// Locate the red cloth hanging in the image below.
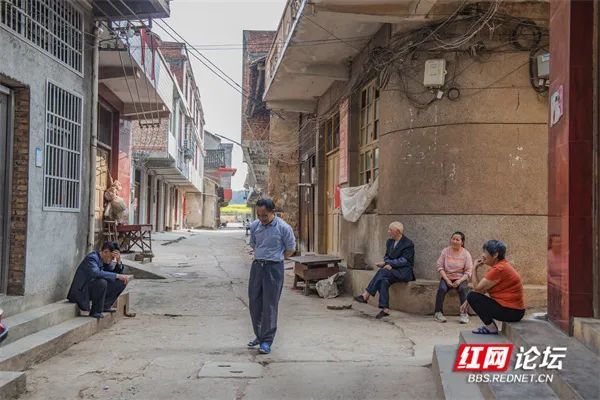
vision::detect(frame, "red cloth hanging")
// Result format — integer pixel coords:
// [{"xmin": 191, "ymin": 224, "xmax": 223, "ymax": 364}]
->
[{"xmin": 334, "ymin": 185, "xmax": 341, "ymax": 209}]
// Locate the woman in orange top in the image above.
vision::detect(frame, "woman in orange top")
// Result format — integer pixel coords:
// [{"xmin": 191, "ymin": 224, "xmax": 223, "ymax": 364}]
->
[{"xmin": 460, "ymin": 240, "xmax": 525, "ymax": 334}]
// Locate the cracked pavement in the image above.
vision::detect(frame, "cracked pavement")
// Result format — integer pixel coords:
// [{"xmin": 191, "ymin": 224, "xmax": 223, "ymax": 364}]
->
[{"xmin": 19, "ymin": 229, "xmax": 477, "ymax": 399}]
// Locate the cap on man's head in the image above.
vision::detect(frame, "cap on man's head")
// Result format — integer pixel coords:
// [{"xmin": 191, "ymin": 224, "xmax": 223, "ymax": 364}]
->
[{"xmin": 101, "ymin": 241, "xmax": 120, "ymax": 252}]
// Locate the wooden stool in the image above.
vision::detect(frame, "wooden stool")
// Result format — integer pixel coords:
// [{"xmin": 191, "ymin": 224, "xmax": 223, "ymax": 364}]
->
[{"xmin": 103, "ymin": 220, "xmax": 119, "ymax": 243}]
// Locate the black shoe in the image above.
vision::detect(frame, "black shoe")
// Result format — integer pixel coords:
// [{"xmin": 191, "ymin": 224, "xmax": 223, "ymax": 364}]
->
[
  {"xmin": 375, "ymin": 311, "xmax": 390, "ymax": 319},
  {"xmin": 90, "ymin": 312, "xmax": 104, "ymax": 319},
  {"xmin": 103, "ymin": 308, "xmax": 117, "ymax": 313},
  {"xmin": 354, "ymin": 295, "xmax": 367, "ymax": 304}
]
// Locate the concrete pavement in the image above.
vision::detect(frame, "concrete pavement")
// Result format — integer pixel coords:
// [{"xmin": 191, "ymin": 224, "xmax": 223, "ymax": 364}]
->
[{"xmin": 18, "ymin": 229, "xmax": 479, "ymax": 400}]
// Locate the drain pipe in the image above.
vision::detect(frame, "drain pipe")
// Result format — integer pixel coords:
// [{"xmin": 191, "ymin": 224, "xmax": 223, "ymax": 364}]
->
[{"xmin": 88, "ymin": 22, "xmax": 100, "ymax": 252}]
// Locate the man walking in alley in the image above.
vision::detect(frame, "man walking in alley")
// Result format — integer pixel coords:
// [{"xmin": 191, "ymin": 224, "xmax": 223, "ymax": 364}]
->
[
  {"xmin": 67, "ymin": 242, "xmax": 131, "ymax": 319},
  {"xmin": 247, "ymin": 198, "xmax": 296, "ymax": 355}
]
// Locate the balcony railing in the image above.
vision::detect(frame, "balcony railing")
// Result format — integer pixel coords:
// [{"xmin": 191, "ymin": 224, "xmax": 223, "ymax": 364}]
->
[
  {"xmin": 264, "ymin": 0, "xmax": 305, "ymax": 94},
  {"xmin": 176, "ymin": 147, "xmax": 188, "ymax": 177}
]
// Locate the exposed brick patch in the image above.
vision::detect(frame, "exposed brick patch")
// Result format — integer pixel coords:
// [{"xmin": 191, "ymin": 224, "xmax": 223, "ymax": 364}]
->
[{"xmin": 8, "ymin": 87, "xmax": 29, "ymax": 295}]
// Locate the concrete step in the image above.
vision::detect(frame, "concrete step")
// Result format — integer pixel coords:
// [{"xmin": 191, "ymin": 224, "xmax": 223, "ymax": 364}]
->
[
  {"xmin": 3, "ymin": 301, "xmax": 79, "ymax": 346},
  {"xmin": 0, "ymin": 293, "xmax": 129, "ymax": 373},
  {"xmin": 573, "ymin": 318, "xmax": 600, "ymax": 356},
  {"xmin": 0, "ymin": 371, "xmax": 25, "ymax": 400},
  {"xmin": 432, "ymin": 344, "xmax": 485, "ymax": 400},
  {"xmin": 459, "ymin": 329, "xmax": 558, "ymax": 400},
  {"xmin": 504, "ymin": 319, "xmax": 600, "ymax": 400}
]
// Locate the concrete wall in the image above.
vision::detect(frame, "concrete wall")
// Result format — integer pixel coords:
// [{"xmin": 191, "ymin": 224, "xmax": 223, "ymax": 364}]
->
[
  {"xmin": 0, "ymin": 8, "xmax": 94, "ymax": 303},
  {"xmin": 315, "ymin": 8, "xmax": 549, "ymax": 287},
  {"xmin": 202, "ymin": 179, "xmax": 218, "ymax": 229},
  {"xmin": 378, "ymin": 50, "xmax": 548, "ymax": 284},
  {"xmin": 185, "ymin": 192, "xmax": 203, "ymax": 228}
]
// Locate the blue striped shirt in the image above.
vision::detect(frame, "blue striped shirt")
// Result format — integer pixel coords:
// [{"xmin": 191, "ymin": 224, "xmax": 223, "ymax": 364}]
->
[{"xmin": 249, "ymin": 216, "xmax": 296, "ymax": 262}]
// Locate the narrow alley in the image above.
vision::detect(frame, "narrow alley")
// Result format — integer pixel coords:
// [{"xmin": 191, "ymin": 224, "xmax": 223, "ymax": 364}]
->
[{"xmin": 18, "ymin": 228, "xmax": 472, "ymax": 400}]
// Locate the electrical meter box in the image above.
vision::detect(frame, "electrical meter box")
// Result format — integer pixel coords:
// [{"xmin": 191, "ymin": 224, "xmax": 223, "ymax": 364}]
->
[
  {"xmin": 537, "ymin": 53, "xmax": 550, "ymax": 78},
  {"xmin": 423, "ymin": 59, "xmax": 447, "ymax": 88}
]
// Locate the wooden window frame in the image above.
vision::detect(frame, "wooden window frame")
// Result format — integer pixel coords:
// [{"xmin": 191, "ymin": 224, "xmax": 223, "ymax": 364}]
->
[
  {"xmin": 359, "ymin": 80, "xmax": 380, "ymax": 185},
  {"xmin": 325, "ymin": 112, "xmax": 340, "ymax": 154}
]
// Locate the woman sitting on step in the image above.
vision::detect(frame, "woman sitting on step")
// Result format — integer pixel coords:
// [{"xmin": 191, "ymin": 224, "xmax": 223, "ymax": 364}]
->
[
  {"xmin": 461, "ymin": 240, "xmax": 525, "ymax": 334},
  {"xmin": 434, "ymin": 232, "xmax": 473, "ymax": 324}
]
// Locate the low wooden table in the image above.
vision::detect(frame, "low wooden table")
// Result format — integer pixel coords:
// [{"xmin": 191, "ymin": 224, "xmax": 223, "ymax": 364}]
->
[
  {"xmin": 118, "ymin": 224, "xmax": 153, "ymax": 255},
  {"xmin": 289, "ymin": 255, "xmax": 343, "ymax": 296}
]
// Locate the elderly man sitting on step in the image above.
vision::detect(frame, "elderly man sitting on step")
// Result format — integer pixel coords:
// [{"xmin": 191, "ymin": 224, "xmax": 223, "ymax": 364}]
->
[{"xmin": 354, "ymin": 222, "xmax": 416, "ymax": 319}]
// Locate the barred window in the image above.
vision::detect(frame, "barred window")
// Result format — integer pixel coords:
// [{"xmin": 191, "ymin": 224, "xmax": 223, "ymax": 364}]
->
[
  {"xmin": 0, "ymin": 0, "xmax": 84, "ymax": 73},
  {"xmin": 44, "ymin": 82, "xmax": 82, "ymax": 211}
]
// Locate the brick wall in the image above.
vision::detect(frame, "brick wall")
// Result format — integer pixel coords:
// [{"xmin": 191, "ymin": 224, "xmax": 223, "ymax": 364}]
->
[
  {"xmin": 268, "ymin": 111, "xmax": 300, "ymax": 236},
  {"xmin": 242, "ymin": 31, "xmax": 275, "ymax": 194},
  {"xmin": 131, "ymin": 118, "xmax": 169, "ymax": 153},
  {"xmin": 160, "ymin": 44, "xmax": 185, "ymax": 89},
  {"xmin": 8, "ymin": 87, "xmax": 29, "ymax": 295}
]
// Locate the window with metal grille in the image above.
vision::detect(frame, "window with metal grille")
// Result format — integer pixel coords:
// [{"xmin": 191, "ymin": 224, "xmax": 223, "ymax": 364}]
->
[
  {"xmin": 44, "ymin": 82, "xmax": 82, "ymax": 211},
  {"xmin": 0, "ymin": 0, "xmax": 84, "ymax": 73}
]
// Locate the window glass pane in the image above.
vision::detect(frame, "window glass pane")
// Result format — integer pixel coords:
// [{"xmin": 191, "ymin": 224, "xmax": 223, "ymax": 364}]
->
[
  {"xmin": 374, "ymin": 147, "xmax": 379, "ymax": 169},
  {"xmin": 361, "ymin": 89, "xmax": 367, "ymax": 107},
  {"xmin": 374, "ymin": 120, "xmax": 379, "ymax": 140},
  {"xmin": 366, "ymin": 150, "xmax": 372, "ymax": 170}
]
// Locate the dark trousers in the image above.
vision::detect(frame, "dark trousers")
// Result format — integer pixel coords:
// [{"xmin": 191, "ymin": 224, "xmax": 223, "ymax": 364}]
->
[
  {"xmin": 248, "ymin": 261, "xmax": 284, "ymax": 345},
  {"xmin": 366, "ymin": 268, "xmax": 403, "ymax": 309},
  {"xmin": 467, "ymin": 291, "xmax": 525, "ymax": 325},
  {"xmin": 89, "ymin": 278, "xmax": 126, "ymax": 314},
  {"xmin": 435, "ymin": 279, "xmax": 469, "ymax": 313}
]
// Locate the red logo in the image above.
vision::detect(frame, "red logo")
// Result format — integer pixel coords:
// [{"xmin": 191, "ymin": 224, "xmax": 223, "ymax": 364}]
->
[{"xmin": 453, "ymin": 344, "xmax": 513, "ymax": 372}]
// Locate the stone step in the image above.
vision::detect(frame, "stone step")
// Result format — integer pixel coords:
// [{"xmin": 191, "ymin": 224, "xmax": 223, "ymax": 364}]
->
[
  {"xmin": 573, "ymin": 318, "xmax": 600, "ymax": 356},
  {"xmin": 431, "ymin": 344, "xmax": 485, "ymax": 400},
  {"xmin": 3, "ymin": 301, "xmax": 79, "ymax": 346},
  {"xmin": 0, "ymin": 293, "xmax": 129, "ymax": 373},
  {"xmin": 458, "ymin": 329, "xmax": 558, "ymax": 400},
  {"xmin": 0, "ymin": 371, "xmax": 25, "ymax": 400},
  {"xmin": 503, "ymin": 319, "xmax": 600, "ymax": 400}
]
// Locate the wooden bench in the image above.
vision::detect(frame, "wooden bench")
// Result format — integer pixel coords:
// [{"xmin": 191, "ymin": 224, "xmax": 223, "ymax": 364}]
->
[{"xmin": 289, "ymin": 255, "xmax": 343, "ymax": 296}]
